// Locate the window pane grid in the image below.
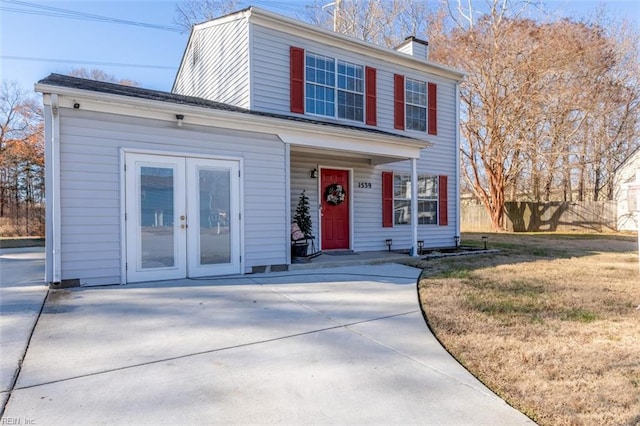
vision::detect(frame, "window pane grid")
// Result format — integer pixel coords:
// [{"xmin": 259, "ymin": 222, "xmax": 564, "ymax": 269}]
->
[
  {"xmin": 306, "ymin": 53, "xmax": 335, "ymax": 117},
  {"xmin": 337, "ymin": 60, "xmax": 364, "ymax": 122},
  {"xmin": 393, "ymin": 173, "xmax": 438, "ymax": 225},
  {"xmin": 305, "ymin": 53, "xmax": 364, "ymax": 122},
  {"xmin": 405, "ymin": 78, "xmax": 427, "ymax": 131}
]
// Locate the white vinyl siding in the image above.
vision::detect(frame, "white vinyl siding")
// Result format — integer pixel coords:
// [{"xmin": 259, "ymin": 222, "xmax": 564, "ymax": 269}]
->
[
  {"xmin": 57, "ymin": 109, "xmax": 286, "ymax": 286},
  {"xmin": 172, "ymin": 15, "xmax": 459, "ymax": 142},
  {"xmin": 249, "ymin": 24, "xmax": 456, "ymax": 140},
  {"xmin": 173, "ymin": 17, "xmax": 250, "ymax": 108}
]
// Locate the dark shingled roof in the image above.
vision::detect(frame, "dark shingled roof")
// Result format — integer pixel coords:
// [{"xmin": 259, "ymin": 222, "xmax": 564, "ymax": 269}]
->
[{"xmin": 37, "ymin": 73, "xmax": 421, "ymax": 142}]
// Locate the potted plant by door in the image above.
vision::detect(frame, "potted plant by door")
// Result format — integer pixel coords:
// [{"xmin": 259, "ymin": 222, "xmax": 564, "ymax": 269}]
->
[{"xmin": 292, "ymin": 190, "xmax": 312, "ymax": 258}]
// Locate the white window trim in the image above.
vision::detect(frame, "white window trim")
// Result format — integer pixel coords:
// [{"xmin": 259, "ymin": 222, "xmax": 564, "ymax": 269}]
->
[
  {"xmin": 405, "ymin": 77, "xmax": 427, "ymax": 132},
  {"xmin": 393, "ymin": 172, "xmax": 438, "ymax": 226},
  {"xmin": 305, "ymin": 52, "xmax": 365, "ymax": 123}
]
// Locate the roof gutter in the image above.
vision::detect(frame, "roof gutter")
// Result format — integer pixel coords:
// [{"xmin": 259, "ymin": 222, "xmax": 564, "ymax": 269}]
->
[{"xmin": 35, "ymin": 82, "xmax": 431, "ymax": 157}]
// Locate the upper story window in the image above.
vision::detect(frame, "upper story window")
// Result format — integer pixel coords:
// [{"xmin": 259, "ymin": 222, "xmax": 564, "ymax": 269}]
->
[
  {"xmin": 394, "ymin": 73, "xmax": 437, "ymax": 135},
  {"xmin": 337, "ymin": 61, "xmax": 364, "ymax": 121},
  {"xmin": 405, "ymin": 78, "xmax": 427, "ymax": 131},
  {"xmin": 306, "ymin": 53, "xmax": 335, "ymax": 116},
  {"xmin": 305, "ymin": 52, "xmax": 364, "ymax": 122}
]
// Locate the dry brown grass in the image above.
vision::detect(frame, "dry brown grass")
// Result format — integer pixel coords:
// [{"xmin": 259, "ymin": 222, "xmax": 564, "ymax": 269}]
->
[
  {"xmin": 413, "ymin": 232, "xmax": 640, "ymax": 426},
  {"xmin": 0, "ymin": 216, "xmax": 44, "ymax": 237}
]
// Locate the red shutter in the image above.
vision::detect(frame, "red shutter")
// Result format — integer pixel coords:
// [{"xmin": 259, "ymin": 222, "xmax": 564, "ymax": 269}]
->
[
  {"xmin": 394, "ymin": 74, "xmax": 405, "ymax": 130},
  {"xmin": 438, "ymin": 175, "xmax": 448, "ymax": 226},
  {"xmin": 382, "ymin": 172, "xmax": 394, "ymax": 227},
  {"xmin": 365, "ymin": 66, "xmax": 377, "ymax": 126},
  {"xmin": 290, "ymin": 46, "xmax": 305, "ymax": 114},
  {"xmin": 428, "ymin": 82, "xmax": 437, "ymax": 135}
]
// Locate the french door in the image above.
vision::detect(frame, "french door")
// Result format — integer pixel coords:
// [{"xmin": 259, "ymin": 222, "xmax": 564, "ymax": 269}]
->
[{"xmin": 125, "ymin": 153, "xmax": 241, "ymax": 283}]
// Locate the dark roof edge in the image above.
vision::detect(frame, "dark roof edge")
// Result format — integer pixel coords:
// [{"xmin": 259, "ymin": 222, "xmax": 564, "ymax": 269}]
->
[
  {"xmin": 614, "ymin": 144, "xmax": 640, "ymax": 173},
  {"xmin": 36, "ymin": 73, "xmax": 421, "ymax": 142},
  {"xmin": 399, "ymin": 36, "xmax": 429, "ymax": 47}
]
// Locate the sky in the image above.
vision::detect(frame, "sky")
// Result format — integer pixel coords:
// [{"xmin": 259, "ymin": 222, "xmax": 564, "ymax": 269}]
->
[{"xmin": 1, "ymin": 0, "xmax": 639, "ymax": 96}]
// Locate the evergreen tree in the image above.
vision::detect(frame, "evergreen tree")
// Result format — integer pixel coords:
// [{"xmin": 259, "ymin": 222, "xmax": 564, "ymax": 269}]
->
[{"xmin": 294, "ymin": 190, "xmax": 312, "ymax": 236}]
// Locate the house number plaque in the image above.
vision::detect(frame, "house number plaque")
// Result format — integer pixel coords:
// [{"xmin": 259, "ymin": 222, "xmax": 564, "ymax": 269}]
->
[{"xmin": 357, "ymin": 182, "xmax": 372, "ymax": 189}]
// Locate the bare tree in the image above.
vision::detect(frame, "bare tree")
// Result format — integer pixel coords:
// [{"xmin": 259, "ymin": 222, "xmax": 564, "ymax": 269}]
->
[
  {"xmin": 69, "ymin": 68, "xmax": 138, "ymax": 86},
  {"xmin": 0, "ymin": 81, "xmax": 44, "ymax": 236},
  {"xmin": 430, "ymin": 1, "xmax": 640, "ymax": 229},
  {"xmin": 174, "ymin": 0, "xmax": 242, "ymax": 33},
  {"xmin": 305, "ymin": 0, "xmax": 431, "ymax": 48}
]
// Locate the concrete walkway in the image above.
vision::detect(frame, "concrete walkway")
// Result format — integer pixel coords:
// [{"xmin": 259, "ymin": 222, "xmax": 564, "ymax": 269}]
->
[{"xmin": 2, "ymin": 260, "xmax": 533, "ymax": 424}]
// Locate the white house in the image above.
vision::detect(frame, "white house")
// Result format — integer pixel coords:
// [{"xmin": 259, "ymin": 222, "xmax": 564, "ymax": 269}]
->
[
  {"xmin": 615, "ymin": 146, "xmax": 640, "ymax": 231},
  {"xmin": 36, "ymin": 7, "xmax": 464, "ymax": 287}
]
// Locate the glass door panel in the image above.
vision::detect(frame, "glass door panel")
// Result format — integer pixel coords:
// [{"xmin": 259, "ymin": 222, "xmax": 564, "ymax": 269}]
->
[
  {"xmin": 140, "ymin": 166, "xmax": 176, "ymax": 268},
  {"xmin": 198, "ymin": 168, "xmax": 231, "ymax": 265},
  {"xmin": 187, "ymin": 158, "xmax": 240, "ymax": 277},
  {"xmin": 125, "ymin": 154, "xmax": 186, "ymax": 283}
]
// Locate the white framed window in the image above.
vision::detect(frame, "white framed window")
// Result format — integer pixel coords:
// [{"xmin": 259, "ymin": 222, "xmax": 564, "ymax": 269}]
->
[
  {"xmin": 393, "ymin": 173, "xmax": 438, "ymax": 225},
  {"xmin": 305, "ymin": 52, "xmax": 364, "ymax": 122},
  {"xmin": 305, "ymin": 53, "xmax": 335, "ymax": 116},
  {"xmin": 337, "ymin": 60, "xmax": 364, "ymax": 121},
  {"xmin": 405, "ymin": 78, "xmax": 427, "ymax": 131}
]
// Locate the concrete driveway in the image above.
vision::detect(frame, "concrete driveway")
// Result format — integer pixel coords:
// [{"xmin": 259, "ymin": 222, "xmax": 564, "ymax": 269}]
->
[
  {"xmin": 2, "ymin": 261, "xmax": 533, "ymax": 425},
  {"xmin": 0, "ymin": 247, "xmax": 47, "ymax": 411}
]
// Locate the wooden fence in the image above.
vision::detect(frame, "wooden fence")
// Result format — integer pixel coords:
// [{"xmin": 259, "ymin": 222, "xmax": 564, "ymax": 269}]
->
[{"xmin": 462, "ymin": 201, "xmax": 618, "ymax": 232}]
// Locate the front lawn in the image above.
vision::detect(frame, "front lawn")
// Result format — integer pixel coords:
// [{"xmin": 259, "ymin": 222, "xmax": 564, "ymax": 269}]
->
[{"xmin": 410, "ymin": 232, "xmax": 640, "ymax": 425}]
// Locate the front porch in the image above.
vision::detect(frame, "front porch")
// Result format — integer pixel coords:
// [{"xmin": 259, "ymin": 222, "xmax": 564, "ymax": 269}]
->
[{"xmin": 288, "ymin": 250, "xmax": 413, "ymax": 271}]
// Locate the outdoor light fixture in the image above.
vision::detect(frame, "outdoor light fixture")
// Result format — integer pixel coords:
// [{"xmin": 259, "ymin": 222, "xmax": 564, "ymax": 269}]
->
[
  {"xmin": 454, "ymin": 235, "xmax": 460, "ymax": 249},
  {"xmin": 176, "ymin": 114, "xmax": 184, "ymax": 127},
  {"xmin": 417, "ymin": 240, "xmax": 424, "ymax": 255},
  {"xmin": 482, "ymin": 236, "xmax": 488, "ymax": 250},
  {"xmin": 310, "ymin": 168, "xmax": 318, "ymax": 178},
  {"xmin": 385, "ymin": 239, "xmax": 392, "ymax": 252}
]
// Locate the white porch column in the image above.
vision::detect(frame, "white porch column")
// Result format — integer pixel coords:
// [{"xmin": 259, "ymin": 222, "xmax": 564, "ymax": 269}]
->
[
  {"xmin": 411, "ymin": 158, "xmax": 418, "ymax": 257},
  {"xmin": 285, "ymin": 142, "xmax": 291, "ymax": 264}
]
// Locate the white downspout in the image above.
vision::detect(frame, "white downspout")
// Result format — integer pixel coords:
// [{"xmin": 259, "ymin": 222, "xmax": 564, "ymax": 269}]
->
[
  {"xmin": 411, "ymin": 158, "xmax": 418, "ymax": 257},
  {"xmin": 455, "ymin": 81, "xmax": 462, "ymax": 243},
  {"xmin": 50, "ymin": 94, "xmax": 62, "ymax": 284}
]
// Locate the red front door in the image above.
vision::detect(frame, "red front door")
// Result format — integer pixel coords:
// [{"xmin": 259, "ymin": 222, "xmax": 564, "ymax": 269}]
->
[{"xmin": 320, "ymin": 168, "xmax": 350, "ymax": 250}]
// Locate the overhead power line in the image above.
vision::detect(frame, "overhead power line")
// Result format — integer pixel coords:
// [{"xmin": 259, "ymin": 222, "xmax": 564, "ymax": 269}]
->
[
  {"xmin": 1, "ymin": 55, "xmax": 175, "ymax": 70},
  {"xmin": 1, "ymin": 0, "xmax": 182, "ymax": 32}
]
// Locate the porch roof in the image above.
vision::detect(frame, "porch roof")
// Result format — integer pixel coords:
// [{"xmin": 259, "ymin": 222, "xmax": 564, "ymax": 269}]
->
[{"xmin": 36, "ymin": 74, "xmax": 430, "ymax": 164}]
